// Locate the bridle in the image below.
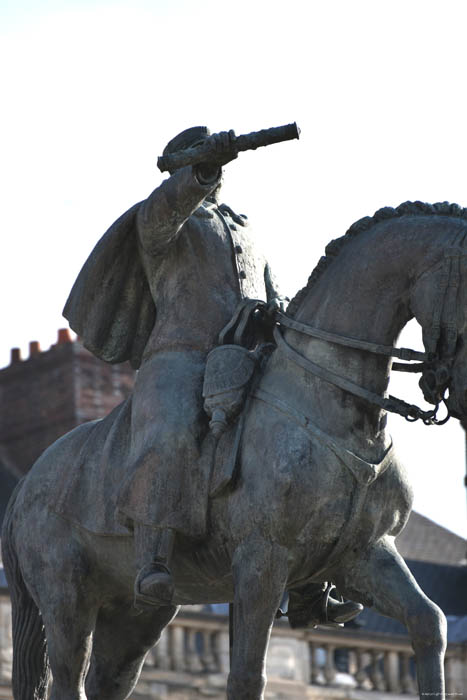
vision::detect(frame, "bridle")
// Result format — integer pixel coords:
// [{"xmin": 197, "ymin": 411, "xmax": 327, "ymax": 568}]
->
[
  {"xmin": 273, "ymin": 245, "xmax": 467, "ymax": 427},
  {"xmin": 273, "ymin": 318, "xmax": 446, "ymax": 426}
]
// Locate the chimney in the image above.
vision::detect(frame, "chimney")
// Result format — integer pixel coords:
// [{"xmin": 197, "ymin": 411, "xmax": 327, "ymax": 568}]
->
[
  {"xmin": 57, "ymin": 328, "xmax": 72, "ymax": 345},
  {"xmin": 10, "ymin": 348, "xmax": 21, "ymax": 364},
  {"xmin": 29, "ymin": 341, "xmax": 41, "ymax": 356}
]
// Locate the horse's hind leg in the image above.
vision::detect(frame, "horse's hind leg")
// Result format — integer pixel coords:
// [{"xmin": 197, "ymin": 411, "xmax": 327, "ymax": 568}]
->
[
  {"xmin": 86, "ymin": 603, "xmax": 178, "ymax": 700},
  {"xmin": 228, "ymin": 536, "xmax": 289, "ymax": 700},
  {"xmin": 13, "ymin": 513, "xmax": 97, "ymax": 700},
  {"xmin": 39, "ymin": 590, "xmax": 96, "ymax": 700},
  {"xmin": 334, "ymin": 536, "xmax": 446, "ymax": 698}
]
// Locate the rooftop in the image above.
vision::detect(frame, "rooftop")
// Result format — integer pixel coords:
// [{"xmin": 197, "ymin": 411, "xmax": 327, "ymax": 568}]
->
[{"xmin": 396, "ymin": 511, "xmax": 466, "ymax": 566}]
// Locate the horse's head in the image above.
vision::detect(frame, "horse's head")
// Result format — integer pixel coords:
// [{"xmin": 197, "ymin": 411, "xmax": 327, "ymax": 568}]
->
[{"xmin": 411, "ymin": 248, "xmax": 467, "ymax": 420}]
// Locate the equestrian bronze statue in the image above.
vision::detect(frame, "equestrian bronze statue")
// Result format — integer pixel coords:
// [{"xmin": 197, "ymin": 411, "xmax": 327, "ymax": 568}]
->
[{"xmin": 3, "ymin": 126, "xmax": 462, "ymax": 699}]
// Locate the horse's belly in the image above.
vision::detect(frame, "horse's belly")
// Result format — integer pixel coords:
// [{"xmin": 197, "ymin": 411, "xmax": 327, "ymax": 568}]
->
[{"xmin": 168, "ymin": 536, "xmax": 234, "ymax": 604}]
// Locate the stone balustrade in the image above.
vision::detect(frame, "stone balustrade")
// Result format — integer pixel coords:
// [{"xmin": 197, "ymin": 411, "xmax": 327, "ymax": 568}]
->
[
  {"xmin": 306, "ymin": 630, "xmax": 419, "ymax": 694},
  {"xmin": 0, "ymin": 589, "xmax": 465, "ymax": 698},
  {"xmin": 136, "ymin": 610, "xmax": 467, "ymax": 697},
  {"xmin": 304, "ymin": 628, "xmax": 467, "ymax": 695}
]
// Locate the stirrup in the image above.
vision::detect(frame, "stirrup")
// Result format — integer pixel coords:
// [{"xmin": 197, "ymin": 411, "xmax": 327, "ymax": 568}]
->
[
  {"xmin": 321, "ymin": 583, "xmax": 344, "ymax": 628},
  {"xmin": 134, "ymin": 562, "xmax": 173, "ymax": 610}
]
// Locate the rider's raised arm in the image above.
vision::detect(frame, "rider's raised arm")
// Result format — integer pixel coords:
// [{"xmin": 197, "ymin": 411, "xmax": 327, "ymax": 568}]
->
[{"xmin": 137, "ymin": 164, "xmax": 221, "ymax": 256}]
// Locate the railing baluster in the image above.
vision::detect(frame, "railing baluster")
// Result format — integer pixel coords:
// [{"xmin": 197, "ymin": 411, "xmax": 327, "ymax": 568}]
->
[
  {"xmin": 309, "ymin": 642, "xmax": 320, "ymax": 685},
  {"xmin": 214, "ymin": 630, "xmax": 230, "ymax": 675},
  {"xmin": 370, "ymin": 650, "xmax": 386, "ymax": 691},
  {"xmin": 201, "ymin": 629, "xmax": 217, "ymax": 672},
  {"xmin": 185, "ymin": 628, "xmax": 203, "ymax": 672},
  {"xmin": 170, "ymin": 624, "xmax": 185, "ymax": 672},
  {"xmin": 347, "ymin": 649, "xmax": 357, "ymax": 680},
  {"xmin": 323, "ymin": 644, "xmax": 336, "ymax": 685},
  {"xmin": 384, "ymin": 649, "xmax": 401, "ymax": 693},
  {"xmin": 355, "ymin": 648, "xmax": 368, "ymax": 689}
]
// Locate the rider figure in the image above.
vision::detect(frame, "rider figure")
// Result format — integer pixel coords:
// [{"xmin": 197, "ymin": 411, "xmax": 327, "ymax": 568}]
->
[{"xmin": 64, "ymin": 126, "xmax": 361, "ymax": 625}]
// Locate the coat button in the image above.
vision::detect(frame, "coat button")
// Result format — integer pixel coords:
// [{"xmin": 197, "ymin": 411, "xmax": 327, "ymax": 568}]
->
[
  {"xmin": 239, "ymin": 270, "xmax": 247, "ymax": 279},
  {"xmin": 229, "ymin": 223, "xmax": 237, "ymax": 231},
  {"xmin": 235, "ymin": 245, "xmax": 243, "ymax": 254}
]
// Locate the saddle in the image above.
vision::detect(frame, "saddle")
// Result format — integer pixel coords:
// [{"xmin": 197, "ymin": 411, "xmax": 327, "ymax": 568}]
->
[{"xmin": 203, "ymin": 299, "xmax": 275, "ymax": 497}]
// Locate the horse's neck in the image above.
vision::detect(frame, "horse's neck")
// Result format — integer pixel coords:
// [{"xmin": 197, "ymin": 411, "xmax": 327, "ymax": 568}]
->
[
  {"xmin": 263, "ymin": 223, "xmax": 442, "ymax": 455},
  {"xmin": 299, "ymin": 227, "xmax": 422, "ymax": 346}
]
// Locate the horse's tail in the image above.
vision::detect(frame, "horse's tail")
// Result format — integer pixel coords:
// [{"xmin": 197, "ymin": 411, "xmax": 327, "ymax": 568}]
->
[{"xmin": 1, "ymin": 479, "xmax": 50, "ymax": 699}]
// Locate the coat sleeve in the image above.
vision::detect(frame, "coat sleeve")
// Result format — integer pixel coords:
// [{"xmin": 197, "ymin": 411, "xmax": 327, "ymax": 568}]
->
[{"xmin": 137, "ymin": 165, "xmax": 221, "ymax": 256}]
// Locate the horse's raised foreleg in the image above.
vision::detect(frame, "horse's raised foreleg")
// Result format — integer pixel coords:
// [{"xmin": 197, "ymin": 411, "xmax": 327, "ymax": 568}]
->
[
  {"xmin": 85, "ymin": 603, "xmax": 178, "ymax": 700},
  {"xmin": 228, "ymin": 536, "xmax": 289, "ymax": 700},
  {"xmin": 334, "ymin": 536, "xmax": 446, "ymax": 698}
]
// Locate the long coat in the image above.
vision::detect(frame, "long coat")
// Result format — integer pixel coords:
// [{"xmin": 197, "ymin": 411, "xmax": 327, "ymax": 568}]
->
[{"xmin": 65, "ymin": 165, "xmax": 279, "ymax": 536}]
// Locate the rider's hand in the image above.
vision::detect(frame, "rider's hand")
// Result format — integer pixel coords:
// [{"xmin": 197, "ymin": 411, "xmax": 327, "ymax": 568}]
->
[
  {"xmin": 202, "ymin": 130, "xmax": 238, "ymax": 166},
  {"xmin": 195, "ymin": 131, "xmax": 238, "ymax": 184}
]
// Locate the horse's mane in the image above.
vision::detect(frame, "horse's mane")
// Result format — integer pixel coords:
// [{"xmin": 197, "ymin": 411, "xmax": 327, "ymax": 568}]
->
[{"xmin": 287, "ymin": 200, "xmax": 467, "ymax": 317}]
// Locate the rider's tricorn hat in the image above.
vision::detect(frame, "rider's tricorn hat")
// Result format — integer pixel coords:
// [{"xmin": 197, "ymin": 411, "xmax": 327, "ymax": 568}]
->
[{"xmin": 163, "ymin": 126, "xmax": 211, "ymax": 157}]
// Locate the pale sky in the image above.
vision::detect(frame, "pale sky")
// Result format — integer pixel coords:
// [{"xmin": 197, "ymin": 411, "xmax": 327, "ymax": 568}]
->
[{"xmin": 1, "ymin": 0, "xmax": 467, "ymax": 538}]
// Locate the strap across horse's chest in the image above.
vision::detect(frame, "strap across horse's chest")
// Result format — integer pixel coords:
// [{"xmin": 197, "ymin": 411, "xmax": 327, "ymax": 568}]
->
[{"xmin": 253, "ymin": 387, "xmax": 394, "ymax": 486}]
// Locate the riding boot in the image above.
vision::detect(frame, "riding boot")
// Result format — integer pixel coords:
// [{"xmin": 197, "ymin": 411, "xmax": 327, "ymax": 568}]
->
[
  {"xmin": 326, "ymin": 595, "xmax": 363, "ymax": 624},
  {"xmin": 287, "ymin": 582, "xmax": 363, "ymax": 629},
  {"xmin": 134, "ymin": 525, "xmax": 175, "ymax": 608}
]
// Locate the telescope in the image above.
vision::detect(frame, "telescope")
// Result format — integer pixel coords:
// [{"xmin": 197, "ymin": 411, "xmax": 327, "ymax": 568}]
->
[{"xmin": 157, "ymin": 122, "xmax": 300, "ymax": 173}]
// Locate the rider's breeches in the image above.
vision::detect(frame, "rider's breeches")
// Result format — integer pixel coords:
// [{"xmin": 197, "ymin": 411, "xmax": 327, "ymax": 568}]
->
[{"xmin": 116, "ymin": 350, "xmax": 208, "ymax": 538}]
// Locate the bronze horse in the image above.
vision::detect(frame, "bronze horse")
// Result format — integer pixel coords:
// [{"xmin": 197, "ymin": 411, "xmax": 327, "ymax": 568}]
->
[{"xmin": 4, "ymin": 201, "xmax": 467, "ymax": 699}]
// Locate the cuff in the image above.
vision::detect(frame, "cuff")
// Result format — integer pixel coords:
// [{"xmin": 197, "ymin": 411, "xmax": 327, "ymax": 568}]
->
[{"xmin": 193, "ymin": 163, "xmax": 222, "ymax": 186}]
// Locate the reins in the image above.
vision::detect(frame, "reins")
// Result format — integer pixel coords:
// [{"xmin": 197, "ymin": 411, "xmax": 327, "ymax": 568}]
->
[
  {"xmin": 273, "ymin": 243, "xmax": 467, "ymax": 426},
  {"xmin": 275, "ymin": 312, "xmax": 428, "ymax": 363},
  {"xmin": 273, "ymin": 325, "xmax": 444, "ymax": 425}
]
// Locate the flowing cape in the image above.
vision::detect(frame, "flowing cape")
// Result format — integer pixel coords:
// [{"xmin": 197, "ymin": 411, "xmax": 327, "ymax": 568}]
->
[{"xmin": 63, "ymin": 202, "xmax": 156, "ymax": 369}]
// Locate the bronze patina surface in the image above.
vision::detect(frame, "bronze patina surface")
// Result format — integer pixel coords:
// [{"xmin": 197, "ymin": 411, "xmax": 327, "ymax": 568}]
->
[{"xmin": 2, "ymin": 125, "xmax": 460, "ymax": 698}]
